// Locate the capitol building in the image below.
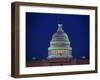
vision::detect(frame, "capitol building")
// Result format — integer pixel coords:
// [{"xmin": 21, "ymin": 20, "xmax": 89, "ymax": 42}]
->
[
  {"xmin": 26, "ymin": 21, "xmax": 89, "ymax": 67},
  {"xmin": 48, "ymin": 22, "xmax": 72, "ymax": 59}
]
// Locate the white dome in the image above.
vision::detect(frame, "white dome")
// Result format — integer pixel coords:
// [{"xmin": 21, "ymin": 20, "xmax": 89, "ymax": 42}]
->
[
  {"xmin": 49, "ymin": 24, "xmax": 70, "ymax": 49},
  {"xmin": 48, "ymin": 23, "xmax": 72, "ymax": 59}
]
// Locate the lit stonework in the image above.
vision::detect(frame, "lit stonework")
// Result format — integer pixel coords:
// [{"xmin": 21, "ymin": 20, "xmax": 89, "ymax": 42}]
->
[{"xmin": 48, "ymin": 23, "xmax": 72, "ymax": 59}]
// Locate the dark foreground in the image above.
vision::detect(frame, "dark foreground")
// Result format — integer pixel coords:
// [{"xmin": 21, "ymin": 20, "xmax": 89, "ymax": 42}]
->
[{"xmin": 26, "ymin": 58, "xmax": 89, "ymax": 67}]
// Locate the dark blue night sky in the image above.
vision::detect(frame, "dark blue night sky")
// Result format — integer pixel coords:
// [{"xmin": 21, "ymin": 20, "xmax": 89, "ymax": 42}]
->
[{"xmin": 26, "ymin": 12, "xmax": 89, "ymax": 61}]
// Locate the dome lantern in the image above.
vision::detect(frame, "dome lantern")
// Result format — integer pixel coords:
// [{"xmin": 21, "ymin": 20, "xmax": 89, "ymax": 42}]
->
[{"xmin": 57, "ymin": 23, "xmax": 63, "ymax": 32}]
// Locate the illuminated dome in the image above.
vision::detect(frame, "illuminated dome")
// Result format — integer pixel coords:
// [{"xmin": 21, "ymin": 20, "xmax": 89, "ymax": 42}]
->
[
  {"xmin": 48, "ymin": 23, "xmax": 72, "ymax": 59},
  {"xmin": 52, "ymin": 24, "xmax": 69, "ymax": 42}
]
